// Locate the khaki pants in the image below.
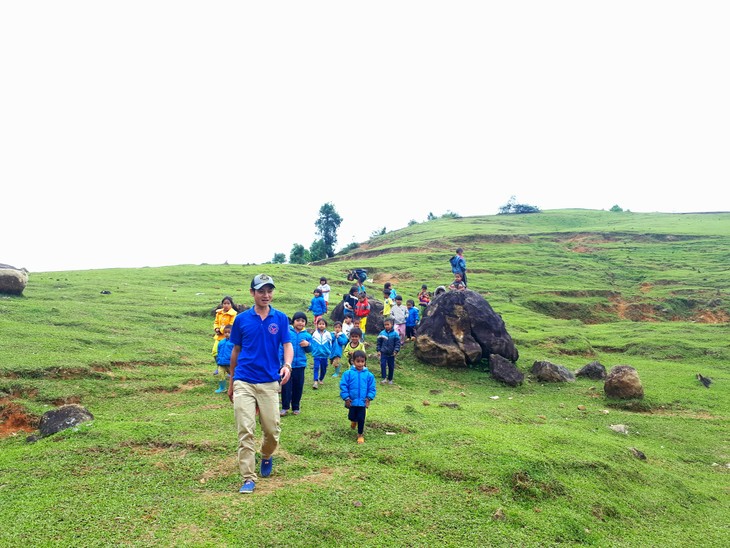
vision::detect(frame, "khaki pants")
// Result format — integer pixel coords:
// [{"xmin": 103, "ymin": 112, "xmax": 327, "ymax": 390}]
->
[{"xmin": 233, "ymin": 380, "xmax": 281, "ymax": 482}]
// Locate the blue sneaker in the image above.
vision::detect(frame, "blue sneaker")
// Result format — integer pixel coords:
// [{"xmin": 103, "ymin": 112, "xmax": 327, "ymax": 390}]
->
[
  {"xmin": 260, "ymin": 457, "xmax": 273, "ymax": 478},
  {"xmin": 239, "ymin": 480, "xmax": 255, "ymax": 494}
]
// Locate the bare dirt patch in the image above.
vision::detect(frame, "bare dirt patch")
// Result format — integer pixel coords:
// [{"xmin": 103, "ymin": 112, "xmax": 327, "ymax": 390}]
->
[{"xmin": 0, "ymin": 400, "xmax": 37, "ymax": 438}]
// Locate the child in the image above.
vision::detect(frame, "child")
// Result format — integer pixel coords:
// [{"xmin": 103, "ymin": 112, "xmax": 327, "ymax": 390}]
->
[
  {"xmin": 449, "ymin": 272, "xmax": 467, "ymax": 291},
  {"xmin": 280, "ymin": 311, "xmax": 312, "ymax": 416},
  {"xmin": 342, "ymin": 327, "xmax": 365, "ymax": 367},
  {"xmin": 212, "ymin": 296, "xmax": 237, "ymax": 366},
  {"xmin": 342, "ymin": 285, "xmax": 359, "ymax": 319},
  {"xmin": 214, "ymin": 325, "xmax": 234, "ymax": 393},
  {"xmin": 317, "ymin": 277, "xmax": 331, "ymax": 311},
  {"xmin": 405, "ymin": 299, "xmax": 420, "ymax": 341},
  {"xmin": 354, "ymin": 292, "xmax": 371, "ymax": 335},
  {"xmin": 346, "ymin": 268, "xmax": 368, "ymax": 294},
  {"xmin": 341, "ymin": 315, "xmax": 354, "ymax": 338},
  {"xmin": 417, "ymin": 284, "xmax": 431, "ymax": 315},
  {"xmin": 308, "ymin": 288, "xmax": 327, "ymax": 324},
  {"xmin": 340, "ymin": 349, "xmax": 376, "ymax": 444},
  {"xmin": 310, "ymin": 318, "xmax": 333, "ymax": 389},
  {"xmin": 382, "ymin": 288, "xmax": 394, "ymax": 318},
  {"xmin": 384, "ymin": 282, "xmax": 397, "ymax": 300},
  {"xmin": 391, "ymin": 295, "xmax": 408, "ymax": 343},
  {"xmin": 376, "ymin": 317, "xmax": 401, "ymax": 384},
  {"xmin": 330, "ymin": 321, "xmax": 348, "ymax": 377}
]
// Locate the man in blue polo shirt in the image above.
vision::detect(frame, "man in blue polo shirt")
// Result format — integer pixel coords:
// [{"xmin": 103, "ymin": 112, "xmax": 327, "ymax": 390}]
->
[{"xmin": 228, "ymin": 274, "xmax": 293, "ymax": 494}]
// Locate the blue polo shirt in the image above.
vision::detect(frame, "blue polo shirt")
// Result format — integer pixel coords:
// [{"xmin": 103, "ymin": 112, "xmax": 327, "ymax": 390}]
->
[{"xmin": 230, "ymin": 306, "xmax": 291, "ymax": 384}]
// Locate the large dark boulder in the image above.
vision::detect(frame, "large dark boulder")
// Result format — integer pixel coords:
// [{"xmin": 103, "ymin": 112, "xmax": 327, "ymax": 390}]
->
[
  {"xmin": 330, "ymin": 295, "xmax": 384, "ymax": 336},
  {"xmin": 0, "ymin": 264, "xmax": 28, "ymax": 295},
  {"xmin": 413, "ymin": 289, "xmax": 518, "ymax": 367},
  {"xmin": 604, "ymin": 365, "xmax": 644, "ymax": 399},
  {"xmin": 576, "ymin": 361, "xmax": 607, "ymax": 380}
]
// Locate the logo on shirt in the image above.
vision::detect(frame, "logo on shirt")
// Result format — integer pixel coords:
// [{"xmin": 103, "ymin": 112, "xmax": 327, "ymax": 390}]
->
[{"xmin": 268, "ymin": 323, "xmax": 279, "ymax": 335}]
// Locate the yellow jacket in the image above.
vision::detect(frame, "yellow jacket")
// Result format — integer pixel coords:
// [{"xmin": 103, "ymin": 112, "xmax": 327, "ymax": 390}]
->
[{"xmin": 213, "ymin": 308, "xmax": 237, "ymax": 341}]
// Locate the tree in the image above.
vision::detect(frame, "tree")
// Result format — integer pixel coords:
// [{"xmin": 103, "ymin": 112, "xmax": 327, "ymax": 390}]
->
[
  {"xmin": 370, "ymin": 227, "xmax": 386, "ymax": 238},
  {"xmin": 609, "ymin": 205, "xmax": 623, "ymax": 212},
  {"xmin": 271, "ymin": 253, "xmax": 286, "ymax": 264},
  {"xmin": 427, "ymin": 212, "xmax": 437, "ymax": 221},
  {"xmin": 498, "ymin": 196, "xmax": 540, "ymax": 215},
  {"xmin": 309, "ymin": 239, "xmax": 327, "ymax": 262},
  {"xmin": 314, "ymin": 202, "xmax": 342, "ymax": 258},
  {"xmin": 289, "ymin": 243, "xmax": 310, "ymax": 265}
]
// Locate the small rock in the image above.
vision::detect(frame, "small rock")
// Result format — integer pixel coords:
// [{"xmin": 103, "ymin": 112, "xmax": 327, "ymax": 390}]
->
[
  {"xmin": 601, "ymin": 409, "xmax": 610, "ymax": 414},
  {"xmin": 439, "ymin": 402, "xmax": 460, "ymax": 409},
  {"xmin": 609, "ymin": 424, "xmax": 629, "ymax": 435},
  {"xmin": 422, "ymin": 400, "xmax": 431, "ymax": 406},
  {"xmin": 492, "ymin": 508, "xmax": 505, "ymax": 521},
  {"xmin": 577, "ymin": 405, "xmax": 586, "ymax": 411},
  {"xmin": 489, "ymin": 396, "xmax": 499, "ymax": 400},
  {"xmin": 629, "ymin": 447, "xmax": 646, "ymax": 460},
  {"xmin": 353, "ymin": 501, "xmax": 363, "ymax": 507},
  {"xmin": 559, "ymin": 403, "xmax": 565, "ymax": 408},
  {"xmin": 537, "ymin": 415, "xmax": 546, "ymax": 420},
  {"xmin": 459, "ymin": 392, "xmax": 466, "ymax": 397}
]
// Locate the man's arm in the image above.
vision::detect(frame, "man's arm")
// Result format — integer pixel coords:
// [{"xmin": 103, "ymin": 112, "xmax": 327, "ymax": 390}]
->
[
  {"xmin": 279, "ymin": 342, "xmax": 294, "ymax": 385},
  {"xmin": 228, "ymin": 345, "xmax": 240, "ymax": 402}
]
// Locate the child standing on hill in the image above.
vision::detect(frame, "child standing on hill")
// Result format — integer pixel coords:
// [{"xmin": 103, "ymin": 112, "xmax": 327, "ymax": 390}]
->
[
  {"xmin": 214, "ymin": 325, "xmax": 234, "ymax": 393},
  {"xmin": 212, "ymin": 296, "xmax": 238, "ymax": 367},
  {"xmin": 330, "ymin": 321, "xmax": 348, "ymax": 378},
  {"xmin": 405, "ymin": 299, "xmax": 420, "ymax": 341},
  {"xmin": 317, "ymin": 277, "xmax": 331, "ymax": 311},
  {"xmin": 377, "ymin": 317, "xmax": 401, "ymax": 385},
  {"xmin": 354, "ymin": 292, "xmax": 371, "ymax": 335},
  {"xmin": 341, "ymin": 315, "xmax": 353, "ymax": 338},
  {"xmin": 382, "ymin": 288, "xmax": 395, "ymax": 318},
  {"xmin": 417, "ymin": 284, "xmax": 431, "ymax": 315},
  {"xmin": 311, "ymin": 318, "xmax": 333, "ymax": 389},
  {"xmin": 340, "ymin": 350, "xmax": 376, "ymax": 444},
  {"xmin": 342, "ymin": 285, "xmax": 359, "ymax": 319},
  {"xmin": 308, "ymin": 288, "xmax": 327, "ymax": 324},
  {"xmin": 280, "ymin": 311, "xmax": 312, "ymax": 416},
  {"xmin": 391, "ymin": 295, "xmax": 408, "ymax": 343},
  {"xmin": 342, "ymin": 327, "xmax": 365, "ymax": 367}
]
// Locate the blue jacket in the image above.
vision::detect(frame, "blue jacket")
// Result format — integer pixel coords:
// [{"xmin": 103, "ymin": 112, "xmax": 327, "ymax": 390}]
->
[
  {"xmin": 406, "ymin": 307, "xmax": 420, "ymax": 327},
  {"xmin": 310, "ymin": 329, "xmax": 333, "ymax": 359},
  {"xmin": 376, "ymin": 328, "xmax": 401, "ymax": 356},
  {"xmin": 308, "ymin": 295, "xmax": 327, "ymax": 316},
  {"xmin": 215, "ymin": 337, "xmax": 235, "ymax": 366},
  {"xmin": 280, "ymin": 326, "xmax": 312, "ymax": 368},
  {"xmin": 450, "ymin": 254, "xmax": 466, "ymax": 275},
  {"xmin": 330, "ymin": 331, "xmax": 348, "ymax": 359},
  {"xmin": 340, "ymin": 367, "xmax": 376, "ymax": 407}
]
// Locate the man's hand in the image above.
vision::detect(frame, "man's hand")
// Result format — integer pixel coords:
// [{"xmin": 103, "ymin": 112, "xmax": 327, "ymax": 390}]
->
[
  {"xmin": 228, "ymin": 382, "xmax": 234, "ymax": 403},
  {"xmin": 280, "ymin": 366, "xmax": 291, "ymax": 385},
  {"xmin": 365, "ymin": 398, "xmax": 370, "ymax": 408},
  {"xmin": 345, "ymin": 398, "xmax": 352, "ymax": 408}
]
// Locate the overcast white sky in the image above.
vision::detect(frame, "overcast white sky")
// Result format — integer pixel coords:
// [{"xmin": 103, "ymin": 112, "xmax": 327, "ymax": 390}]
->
[{"xmin": 2, "ymin": 1, "xmax": 728, "ymax": 273}]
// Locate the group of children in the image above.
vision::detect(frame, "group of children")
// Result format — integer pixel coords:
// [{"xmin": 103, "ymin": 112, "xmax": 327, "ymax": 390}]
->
[{"xmin": 209, "ymin": 265, "xmax": 468, "ymax": 444}]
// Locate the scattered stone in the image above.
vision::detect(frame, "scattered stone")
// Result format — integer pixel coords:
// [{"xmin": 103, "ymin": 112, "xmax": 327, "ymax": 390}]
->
[
  {"xmin": 609, "ymin": 424, "xmax": 629, "ymax": 435},
  {"xmin": 530, "ymin": 361, "xmax": 576, "ymax": 383},
  {"xmin": 604, "ymin": 365, "xmax": 644, "ymax": 399},
  {"xmin": 36, "ymin": 404, "xmax": 94, "ymax": 438},
  {"xmin": 439, "ymin": 402, "xmax": 460, "ymax": 409},
  {"xmin": 422, "ymin": 400, "xmax": 431, "ymax": 406},
  {"xmin": 489, "ymin": 354, "xmax": 524, "ymax": 387},
  {"xmin": 490, "ymin": 396, "xmax": 499, "ymax": 400},
  {"xmin": 577, "ymin": 405, "xmax": 586, "ymax": 411},
  {"xmin": 601, "ymin": 409, "xmax": 610, "ymax": 414},
  {"xmin": 100, "ymin": 290, "xmax": 111, "ymax": 295},
  {"xmin": 576, "ymin": 361, "xmax": 607, "ymax": 380},
  {"xmin": 459, "ymin": 392, "xmax": 466, "ymax": 397},
  {"xmin": 492, "ymin": 508, "xmax": 506, "ymax": 521},
  {"xmin": 629, "ymin": 447, "xmax": 647, "ymax": 460},
  {"xmin": 353, "ymin": 500, "xmax": 363, "ymax": 507}
]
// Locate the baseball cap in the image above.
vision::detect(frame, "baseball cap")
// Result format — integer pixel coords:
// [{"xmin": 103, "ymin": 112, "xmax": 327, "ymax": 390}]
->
[{"xmin": 251, "ymin": 274, "xmax": 275, "ymax": 290}]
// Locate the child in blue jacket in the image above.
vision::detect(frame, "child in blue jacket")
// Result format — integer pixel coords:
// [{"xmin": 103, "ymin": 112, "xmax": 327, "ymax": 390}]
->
[
  {"xmin": 310, "ymin": 318, "xmax": 333, "ymax": 389},
  {"xmin": 405, "ymin": 299, "xmax": 420, "ymax": 341},
  {"xmin": 376, "ymin": 317, "xmax": 401, "ymax": 384},
  {"xmin": 308, "ymin": 288, "xmax": 327, "ymax": 324},
  {"xmin": 214, "ymin": 325, "xmax": 234, "ymax": 393},
  {"xmin": 339, "ymin": 350, "xmax": 376, "ymax": 444},
  {"xmin": 329, "ymin": 321, "xmax": 349, "ymax": 378},
  {"xmin": 280, "ymin": 311, "xmax": 312, "ymax": 416}
]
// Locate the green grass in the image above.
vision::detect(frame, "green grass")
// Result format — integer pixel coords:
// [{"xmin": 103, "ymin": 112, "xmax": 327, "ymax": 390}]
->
[{"xmin": 1, "ymin": 209, "xmax": 729, "ymax": 547}]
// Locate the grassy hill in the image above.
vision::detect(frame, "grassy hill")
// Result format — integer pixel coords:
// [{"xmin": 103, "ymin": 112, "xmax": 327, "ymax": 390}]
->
[{"xmin": 1, "ymin": 209, "xmax": 728, "ymax": 546}]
